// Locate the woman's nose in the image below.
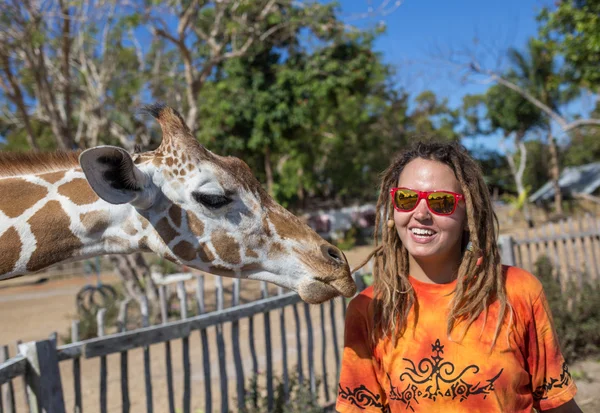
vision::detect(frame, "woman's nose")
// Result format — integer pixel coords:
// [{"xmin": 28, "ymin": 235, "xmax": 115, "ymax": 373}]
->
[{"xmin": 412, "ymin": 198, "xmax": 431, "ymax": 219}]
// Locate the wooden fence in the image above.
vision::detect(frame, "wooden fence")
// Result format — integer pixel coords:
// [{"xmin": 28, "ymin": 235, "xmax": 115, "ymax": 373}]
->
[
  {"xmin": 498, "ymin": 215, "xmax": 600, "ymax": 286},
  {"xmin": 0, "ymin": 272, "xmax": 365, "ymax": 413},
  {"xmin": 2, "ymin": 216, "xmax": 598, "ymax": 413}
]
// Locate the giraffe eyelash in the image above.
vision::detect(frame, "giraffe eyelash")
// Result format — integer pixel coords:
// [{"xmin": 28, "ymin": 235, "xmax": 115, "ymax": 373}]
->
[{"xmin": 192, "ymin": 192, "xmax": 232, "ymax": 209}]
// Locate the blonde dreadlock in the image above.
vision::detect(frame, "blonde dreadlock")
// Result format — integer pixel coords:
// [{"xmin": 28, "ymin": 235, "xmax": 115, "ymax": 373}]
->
[{"xmin": 371, "ymin": 141, "xmax": 508, "ymax": 348}]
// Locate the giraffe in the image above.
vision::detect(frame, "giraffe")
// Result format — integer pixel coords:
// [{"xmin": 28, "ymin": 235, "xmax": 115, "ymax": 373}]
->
[{"xmin": 0, "ymin": 104, "xmax": 355, "ymax": 304}]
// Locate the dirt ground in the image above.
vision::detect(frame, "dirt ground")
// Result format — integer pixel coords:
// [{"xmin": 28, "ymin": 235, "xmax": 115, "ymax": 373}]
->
[{"xmin": 1, "ymin": 245, "xmax": 599, "ymax": 412}]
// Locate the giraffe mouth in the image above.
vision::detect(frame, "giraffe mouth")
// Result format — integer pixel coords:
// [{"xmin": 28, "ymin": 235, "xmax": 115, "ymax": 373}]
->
[{"xmin": 297, "ymin": 276, "xmax": 357, "ymax": 304}]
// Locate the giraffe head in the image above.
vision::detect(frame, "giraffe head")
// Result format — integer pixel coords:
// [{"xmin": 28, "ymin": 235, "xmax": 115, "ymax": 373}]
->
[{"xmin": 79, "ymin": 104, "xmax": 355, "ymax": 303}]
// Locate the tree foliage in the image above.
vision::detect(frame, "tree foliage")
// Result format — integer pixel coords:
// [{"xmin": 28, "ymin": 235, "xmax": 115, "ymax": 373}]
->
[{"xmin": 538, "ymin": 0, "xmax": 600, "ymax": 91}]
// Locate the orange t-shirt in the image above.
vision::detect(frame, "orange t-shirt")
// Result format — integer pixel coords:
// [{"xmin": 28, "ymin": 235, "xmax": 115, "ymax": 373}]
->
[{"xmin": 336, "ymin": 266, "xmax": 577, "ymax": 412}]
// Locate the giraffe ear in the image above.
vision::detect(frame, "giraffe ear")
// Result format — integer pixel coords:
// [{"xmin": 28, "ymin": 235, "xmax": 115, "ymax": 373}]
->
[{"xmin": 79, "ymin": 146, "xmax": 157, "ymax": 209}]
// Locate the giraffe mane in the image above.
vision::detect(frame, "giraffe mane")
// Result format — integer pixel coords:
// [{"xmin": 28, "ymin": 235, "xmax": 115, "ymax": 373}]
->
[{"xmin": 0, "ymin": 150, "xmax": 83, "ymax": 178}]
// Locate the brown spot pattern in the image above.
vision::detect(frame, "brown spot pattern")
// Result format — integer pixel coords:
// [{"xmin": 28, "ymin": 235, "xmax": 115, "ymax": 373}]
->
[
  {"xmin": 173, "ymin": 241, "xmax": 196, "ymax": 261},
  {"xmin": 0, "ymin": 179, "xmax": 48, "ymax": 218},
  {"xmin": 208, "ymin": 265, "xmax": 234, "ymax": 277},
  {"xmin": 58, "ymin": 178, "xmax": 98, "ymax": 206},
  {"xmin": 169, "ymin": 205, "xmax": 182, "ymax": 228},
  {"xmin": 246, "ymin": 248, "xmax": 259, "ymax": 258},
  {"xmin": 123, "ymin": 221, "xmax": 137, "ymax": 236},
  {"xmin": 186, "ymin": 211, "xmax": 204, "ymax": 236},
  {"xmin": 0, "ymin": 228, "xmax": 22, "ymax": 275},
  {"xmin": 269, "ymin": 242, "xmax": 285, "ymax": 258},
  {"xmin": 197, "ymin": 243, "xmax": 215, "ymax": 262},
  {"xmin": 39, "ymin": 171, "xmax": 66, "ymax": 184},
  {"xmin": 156, "ymin": 217, "xmax": 179, "ymax": 245},
  {"xmin": 269, "ymin": 208, "xmax": 313, "ymax": 241},
  {"xmin": 80, "ymin": 211, "xmax": 110, "ymax": 234},
  {"xmin": 26, "ymin": 201, "xmax": 83, "ymax": 272},
  {"xmin": 262, "ymin": 216, "xmax": 272, "ymax": 237},
  {"xmin": 211, "ymin": 232, "xmax": 241, "ymax": 265},
  {"xmin": 139, "ymin": 236, "xmax": 150, "ymax": 251},
  {"xmin": 106, "ymin": 237, "xmax": 131, "ymax": 250},
  {"xmin": 164, "ymin": 252, "xmax": 179, "ymax": 263}
]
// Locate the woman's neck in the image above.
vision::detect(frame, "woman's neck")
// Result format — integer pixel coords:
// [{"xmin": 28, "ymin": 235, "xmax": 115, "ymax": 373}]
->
[{"xmin": 408, "ymin": 249, "xmax": 462, "ymax": 284}]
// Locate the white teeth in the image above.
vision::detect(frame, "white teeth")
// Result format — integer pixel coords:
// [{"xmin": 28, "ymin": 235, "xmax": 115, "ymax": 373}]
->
[{"xmin": 411, "ymin": 228, "xmax": 435, "ymax": 236}]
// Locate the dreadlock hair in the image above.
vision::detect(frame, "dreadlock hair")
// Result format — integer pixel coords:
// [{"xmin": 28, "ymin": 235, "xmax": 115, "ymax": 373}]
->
[{"xmin": 371, "ymin": 140, "xmax": 508, "ymax": 348}]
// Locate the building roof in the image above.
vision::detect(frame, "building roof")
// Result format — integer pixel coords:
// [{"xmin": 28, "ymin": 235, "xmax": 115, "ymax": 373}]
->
[{"xmin": 529, "ymin": 161, "xmax": 600, "ymax": 203}]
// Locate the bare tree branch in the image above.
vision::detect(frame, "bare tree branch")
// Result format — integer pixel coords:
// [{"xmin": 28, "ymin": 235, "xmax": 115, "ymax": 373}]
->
[{"xmin": 468, "ymin": 62, "xmax": 600, "ymax": 134}]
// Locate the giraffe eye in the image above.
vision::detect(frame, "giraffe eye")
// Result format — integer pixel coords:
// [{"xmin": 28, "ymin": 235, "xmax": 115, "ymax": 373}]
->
[{"xmin": 192, "ymin": 192, "xmax": 232, "ymax": 209}]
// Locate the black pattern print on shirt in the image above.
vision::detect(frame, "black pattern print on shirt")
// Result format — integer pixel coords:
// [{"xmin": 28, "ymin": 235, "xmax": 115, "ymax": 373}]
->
[
  {"xmin": 385, "ymin": 339, "xmax": 504, "ymax": 411},
  {"xmin": 338, "ymin": 339, "xmax": 503, "ymax": 412},
  {"xmin": 338, "ymin": 384, "xmax": 389, "ymax": 411},
  {"xmin": 532, "ymin": 362, "xmax": 573, "ymax": 401}
]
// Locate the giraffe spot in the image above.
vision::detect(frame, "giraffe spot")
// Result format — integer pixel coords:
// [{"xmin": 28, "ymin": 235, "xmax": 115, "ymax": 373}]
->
[
  {"xmin": 140, "ymin": 216, "xmax": 150, "ymax": 230},
  {"xmin": 80, "ymin": 211, "xmax": 110, "ymax": 235},
  {"xmin": 39, "ymin": 171, "xmax": 66, "ymax": 184},
  {"xmin": 181, "ymin": 153, "xmax": 188, "ymax": 163},
  {"xmin": 269, "ymin": 209, "xmax": 313, "ymax": 241},
  {"xmin": 164, "ymin": 252, "xmax": 179, "ymax": 264},
  {"xmin": 262, "ymin": 216, "xmax": 272, "ymax": 237},
  {"xmin": 166, "ymin": 157, "xmax": 174, "ymax": 167},
  {"xmin": 58, "ymin": 178, "xmax": 98, "ymax": 206},
  {"xmin": 186, "ymin": 211, "xmax": 204, "ymax": 237},
  {"xmin": 197, "ymin": 243, "xmax": 215, "ymax": 262},
  {"xmin": 180, "ymin": 169, "xmax": 186, "ymax": 176},
  {"xmin": 173, "ymin": 241, "xmax": 196, "ymax": 261},
  {"xmin": 241, "ymin": 262, "xmax": 262, "ymax": 273},
  {"xmin": 211, "ymin": 232, "xmax": 241, "ymax": 265},
  {"xmin": 106, "ymin": 236, "xmax": 131, "ymax": 250},
  {"xmin": 169, "ymin": 205, "xmax": 182, "ymax": 228},
  {"xmin": 0, "ymin": 227, "xmax": 22, "ymax": 275},
  {"xmin": 156, "ymin": 217, "xmax": 179, "ymax": 245},
  {"xmin": 123, "ymin": 221, "xmax": 137, "ymax": 236},
  {"xmin": 187, "ymin": 164, "xmax": 194, "ymax": 171},
  {"xmin": 139, "ymin": 236, "xmax": 150, "ymax": 251},
  {"xmin": 268, "ymin": 242, "xmax": 285, "ymax": 258},
  {"xmin": 27, "ymin": 201, "xmax": 84, "ymax": 272},
  {"xmin": 208, "ymin": 264, "xmax": 234, "ymax": 277},
  {"xmin": 0, "ymin": 179, "xmax": 48, "ymax": 218},
  {"xmin": 246, "ymin": 248, "xmax": 259, "ymax": 258}
]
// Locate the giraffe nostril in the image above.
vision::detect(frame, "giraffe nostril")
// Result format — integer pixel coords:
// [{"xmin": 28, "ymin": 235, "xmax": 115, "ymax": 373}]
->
[{"xmin": 321, "ymin": 244, "xmax": 346, "ymax": 265}]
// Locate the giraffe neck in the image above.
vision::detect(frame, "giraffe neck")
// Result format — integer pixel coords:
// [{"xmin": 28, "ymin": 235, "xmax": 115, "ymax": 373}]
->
[{"xmin": 0, "ymin": 168, "xmax": 153, "ymax": 280}]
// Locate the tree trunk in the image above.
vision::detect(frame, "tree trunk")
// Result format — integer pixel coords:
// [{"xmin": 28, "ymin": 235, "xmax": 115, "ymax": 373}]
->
[
  {"xmin": 109, "ymin": 254, "xmax": 158, "ymax": 320},
  {"xmin": 264, "ymin": 145, "xmax": 274, "ymax": 197},
  {"xmin": 503, "ymin": 135, "xmax": 535, "ymax": 228},
  {"xmin": 547, "ymin": 131, "xmax": 563, "ymax": 214}
]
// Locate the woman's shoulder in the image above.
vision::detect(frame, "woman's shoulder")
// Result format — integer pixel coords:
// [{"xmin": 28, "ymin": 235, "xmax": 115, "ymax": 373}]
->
[
  {"xmin": 346, "ymin": 285, "xmax": 375, "ymax": 317},
  {"xmin": 503, "ymin": 265, "xmax": 545, "ymax": 303}
]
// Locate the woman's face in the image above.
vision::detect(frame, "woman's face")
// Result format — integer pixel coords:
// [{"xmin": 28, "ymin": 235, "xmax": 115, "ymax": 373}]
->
[{"xmin": 393, "ymin": 158, "xmax": 467, "ymax": 265}]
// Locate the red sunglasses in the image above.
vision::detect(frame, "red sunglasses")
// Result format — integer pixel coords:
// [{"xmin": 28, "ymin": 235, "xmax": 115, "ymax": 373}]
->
[{"xmin": 390, "ymin": 187, "xmax": 464, "ymax": 216}]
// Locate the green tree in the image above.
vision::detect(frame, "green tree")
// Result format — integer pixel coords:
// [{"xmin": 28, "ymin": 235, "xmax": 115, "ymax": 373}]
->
[
  {"xmin": 198, "ymin": 30, "xmax": 399, "ymax": 207},
  {"xmin": 538, "ymin": 0, "xmax": 600, "ymax": 92},
  {"xmin": 462, "ymin": 79, "xmax": 544, "ymax": 227},
  {"xmin": 506, "ymin": 38, "xmax": 579, "ymax": 213}
]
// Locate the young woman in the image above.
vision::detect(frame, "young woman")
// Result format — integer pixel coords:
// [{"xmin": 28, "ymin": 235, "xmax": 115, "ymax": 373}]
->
[{"xmin": 336, "ymin": 141, "xmax": 580, "ymax": 412}]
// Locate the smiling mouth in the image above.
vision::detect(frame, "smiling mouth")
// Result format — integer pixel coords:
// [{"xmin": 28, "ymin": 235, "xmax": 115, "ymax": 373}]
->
[{"xmin": 410, "ymin": 228, "xmax": 437, "ymax": 238}]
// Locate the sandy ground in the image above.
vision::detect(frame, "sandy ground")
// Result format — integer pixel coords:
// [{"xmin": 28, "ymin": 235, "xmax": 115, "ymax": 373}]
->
[{"xmin": 1, "ymin": 245, "xmax": 599, "ymax": 412}]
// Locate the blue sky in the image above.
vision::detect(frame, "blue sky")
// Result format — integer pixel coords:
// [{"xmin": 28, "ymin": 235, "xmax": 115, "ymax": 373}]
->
[{"xmin": 338, "ymin": 0, "xmax": 555, "ymax": 152}]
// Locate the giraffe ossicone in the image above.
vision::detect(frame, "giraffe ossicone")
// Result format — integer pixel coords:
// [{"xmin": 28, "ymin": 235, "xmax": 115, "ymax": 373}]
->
[{"xmin": 0, "ymin": 104, "xmax": 355, "ymax": 304}]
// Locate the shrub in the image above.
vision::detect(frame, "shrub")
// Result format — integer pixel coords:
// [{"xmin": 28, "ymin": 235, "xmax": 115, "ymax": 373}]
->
[
  {"xmin": 238, "ymin": 371, "xmax": 324, "ymax": 413},
  {"xmin": 534, "ymin": 255, "xmax": 600, "ymax": 363}
]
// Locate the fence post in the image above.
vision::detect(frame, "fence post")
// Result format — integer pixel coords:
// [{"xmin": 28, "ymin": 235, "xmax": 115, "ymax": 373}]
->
[
  {"xmin": 498, "ymin": 235, "xmax": 516, "ymax": 267},
  {"xmin": 18, "ymin": 339, "xmax": 66, "ymax": 413}
]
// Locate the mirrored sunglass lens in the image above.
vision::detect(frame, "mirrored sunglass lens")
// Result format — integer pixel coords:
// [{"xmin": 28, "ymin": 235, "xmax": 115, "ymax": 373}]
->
[
  {"xmin": 427, "ymin": 192, "xmax": 456, "ymax": 214},
  {"xmin": 394, "ymin": 190, "xmax": 419, "ymax": 210}
]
